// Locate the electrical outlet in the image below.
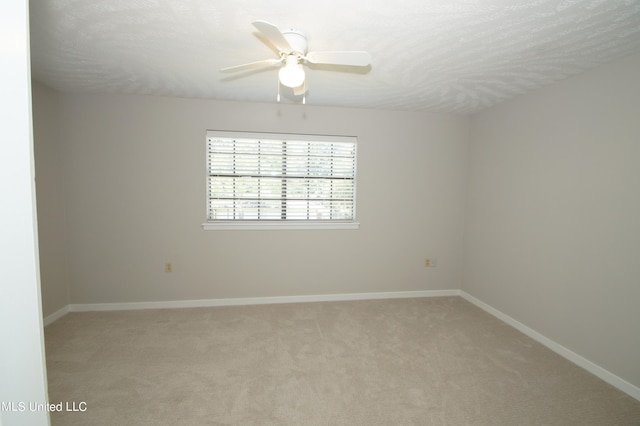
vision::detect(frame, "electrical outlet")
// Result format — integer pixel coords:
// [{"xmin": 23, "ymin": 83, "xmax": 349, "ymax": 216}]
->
[
  {"xmin": 424, "ymin": 258, "xmax": 438, "ymax": 268},
  {"xmin": 164, "ymin": 262, "xmax": 173, "ymax": 273}
]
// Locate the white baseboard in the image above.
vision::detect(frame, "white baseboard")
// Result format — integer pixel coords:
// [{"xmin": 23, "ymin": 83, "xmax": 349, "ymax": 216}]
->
[
  {"xmin": 43, "ymin": 305, "xmax": 70, "ymax": 326},
  {"xmin": 459, "ymin": 290, "xmax": 640, "ymax": 402},
  {"xmin": 68, "ymin": 289, "xmax": 460, "ymax": 312}
]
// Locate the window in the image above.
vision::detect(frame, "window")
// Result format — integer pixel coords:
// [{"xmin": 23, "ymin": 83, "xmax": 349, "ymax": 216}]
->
[{"xmin": 203, "ymin": 131, "xmax": 359, "ymax": 230}]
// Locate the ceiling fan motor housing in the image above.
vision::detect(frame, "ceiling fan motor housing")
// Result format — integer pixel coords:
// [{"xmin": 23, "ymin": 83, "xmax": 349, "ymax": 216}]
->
[{"xmin": 281, "ymin": 29, "xmax": 308, "ymax": 55}]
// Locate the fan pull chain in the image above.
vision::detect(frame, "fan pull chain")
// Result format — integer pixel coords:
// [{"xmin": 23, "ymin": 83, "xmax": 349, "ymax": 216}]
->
[{"xmin": 276, "ymin": 75, "xmax": 281, "ymax": 102}]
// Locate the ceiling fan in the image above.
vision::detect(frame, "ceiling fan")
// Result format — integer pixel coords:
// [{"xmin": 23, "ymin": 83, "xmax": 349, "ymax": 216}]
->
[{"xmin": 221, "ymin": 20, "xmax": 372, "ymax": 103}]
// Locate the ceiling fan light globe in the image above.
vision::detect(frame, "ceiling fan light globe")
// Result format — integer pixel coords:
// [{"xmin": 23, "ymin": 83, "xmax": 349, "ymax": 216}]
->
[{"xmin": 279, "ymin": 64, "xmax": 305, "ymax": 88}]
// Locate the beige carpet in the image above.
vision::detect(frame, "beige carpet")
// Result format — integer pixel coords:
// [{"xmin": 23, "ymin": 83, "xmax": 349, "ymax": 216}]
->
[{"xmin": 44, "ymin": 297, "xmax": 640, "ymax": 425}]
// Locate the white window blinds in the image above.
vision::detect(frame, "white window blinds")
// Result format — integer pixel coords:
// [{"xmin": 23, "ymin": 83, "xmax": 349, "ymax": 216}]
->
[{"xmin": 206, "ymin": 131, "xmax": 357, "ymax": 224}]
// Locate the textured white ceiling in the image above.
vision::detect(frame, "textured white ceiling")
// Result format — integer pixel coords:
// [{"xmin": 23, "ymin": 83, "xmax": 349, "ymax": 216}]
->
[{"xmin": 29, "ymin": 0, "xmax": 640, "ymax": 114}]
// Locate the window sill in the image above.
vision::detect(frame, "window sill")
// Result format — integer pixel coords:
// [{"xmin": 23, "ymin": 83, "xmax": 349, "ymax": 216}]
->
[{"xmin": 202, "ymin": 221, "xmax": 360, "ymax": 231}]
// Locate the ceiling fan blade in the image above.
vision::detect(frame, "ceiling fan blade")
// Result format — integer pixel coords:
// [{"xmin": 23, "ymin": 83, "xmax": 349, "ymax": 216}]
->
[
  {"xmin": 305, "ymin": 51, "xmax": 372, "ymax": 67},
  {"xmin": 220, "ymin": 58, "xmax": 281, "ymax": 73},
  {"xmin": 252, "ymin": 20, "xmax": 293, "ymax": 54}
]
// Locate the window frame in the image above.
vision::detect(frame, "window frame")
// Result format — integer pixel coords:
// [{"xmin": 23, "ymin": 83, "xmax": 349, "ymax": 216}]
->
[{"xmin": 202, "ymin": 131, "xmax": 360, "ymax": 231}]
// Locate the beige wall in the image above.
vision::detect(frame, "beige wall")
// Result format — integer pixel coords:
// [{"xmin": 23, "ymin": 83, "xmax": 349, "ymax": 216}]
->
[
  {"xmin": 463, "ymin": 53, "xmax": 640, "ymax": 388},
  {"xmin": 33, "ymin": 82, "xmax": 71, "ymax": 317},
  {"xmin": 37, "ymin": 93, "xmax": 468, "ymax": 304}
]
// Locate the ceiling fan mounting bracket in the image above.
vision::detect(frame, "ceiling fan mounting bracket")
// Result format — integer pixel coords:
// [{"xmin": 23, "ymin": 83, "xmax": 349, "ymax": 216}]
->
[{"xmin": 281, "ymin": 29, "xmax": 308, "ymax": 56}]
